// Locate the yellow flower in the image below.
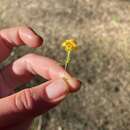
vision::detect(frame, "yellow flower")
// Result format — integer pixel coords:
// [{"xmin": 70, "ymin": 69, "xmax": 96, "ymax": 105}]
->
[
  {"xmin": 62, "ymin": 39, "xmax": 78, "ymax": 52},
  {"xmin": 62, "ymin": 39, "xmax": 78, "ymax": 70}
]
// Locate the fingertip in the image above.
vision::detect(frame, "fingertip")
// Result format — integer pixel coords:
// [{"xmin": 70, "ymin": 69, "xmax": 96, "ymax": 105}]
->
[
  {"xmin": 30, "ymin": 35, "xmax": 43, "ymax": 48},
  {"xmin": 65, "ymin": 78, "xmax": 81, "ymax": 92},
  {"xmin": 60, "ymin": 73, "xmax": 81, "ymax": 92},
  {"xmin": 72, "ymin": 79, "xmax": 81, "ymax": 92},
  {"xmin": 19, "ymin": 26, "xmax": 43, "ymax": 48},
  {"xmin": 27, "ymin": 27, "xmax": 44, "ymax": 48}
]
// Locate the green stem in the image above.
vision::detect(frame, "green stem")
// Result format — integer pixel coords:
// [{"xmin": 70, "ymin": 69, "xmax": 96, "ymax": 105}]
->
[{"xmin": 65, "ymin": 50, "xmax": 71, "ymax": 70}]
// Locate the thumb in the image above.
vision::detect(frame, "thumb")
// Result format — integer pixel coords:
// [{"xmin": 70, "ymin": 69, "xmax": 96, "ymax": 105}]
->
[{"xmin": 0, "ymin": 78, "xmax": 71, "ymax": 127}]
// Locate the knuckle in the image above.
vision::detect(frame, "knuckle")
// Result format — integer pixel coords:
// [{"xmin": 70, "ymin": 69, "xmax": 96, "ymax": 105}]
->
[{"xmin": 14, "ymin": 88, "xmax": 35, "ymax": 113}]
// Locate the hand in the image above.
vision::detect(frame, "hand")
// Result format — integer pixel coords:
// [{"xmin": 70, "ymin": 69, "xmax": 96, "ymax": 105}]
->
[{"xmin": 0, "ymin": 27, "xmax": 80, "ymax": 130}]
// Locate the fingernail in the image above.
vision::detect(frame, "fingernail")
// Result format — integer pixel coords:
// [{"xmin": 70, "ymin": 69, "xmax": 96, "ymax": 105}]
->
[
  {"xmin": 21, "ymin": 27, "xmax": 35, "ymax": 39},
  {"xmin": 60, "ymin": 73, "xmax": 81, "ymax": 92},
  {"xmin": 45, "ymin": 79, "xmax": 69, "ymax": 101},
  {"xmin": 28, "ymin": 27, "xmax": 43, "ymax": 42},
  {"xmin": 19, "ymin": 27, "xmax": 43, "ymax": 47}
]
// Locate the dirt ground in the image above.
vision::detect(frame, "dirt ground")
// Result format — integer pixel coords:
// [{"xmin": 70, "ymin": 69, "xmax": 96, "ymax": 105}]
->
[{"xmin": 0, "ymin": 0, "xmax": 130, "ymax": 130}]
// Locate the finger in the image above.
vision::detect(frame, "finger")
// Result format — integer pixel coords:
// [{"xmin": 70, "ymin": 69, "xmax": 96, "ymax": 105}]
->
[
  {"xmin": 0, "ymin": 78, "xmax": 69, "ymax": 127},
  {"xmin": 1, "ymin": 53, "xmax": 80, "ymax": 92},
  {"xmin": 0, "ymin": 26, "xmax": 43, "ymax": 62}
]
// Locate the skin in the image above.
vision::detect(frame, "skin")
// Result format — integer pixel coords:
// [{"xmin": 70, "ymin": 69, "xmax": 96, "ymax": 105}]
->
[{"xmin": 0, "ymin": 27, "xmax": 81, "ymax": 130}]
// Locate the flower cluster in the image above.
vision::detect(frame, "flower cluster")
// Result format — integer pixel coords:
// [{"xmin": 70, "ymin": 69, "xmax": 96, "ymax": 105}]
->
[
  {"xmin": 62, "ymin": 39, "xmax": 78, "ymax": 52},
  {"xmin": 62, "ymin": 39, "xmax": 78, "ymax": 70}
]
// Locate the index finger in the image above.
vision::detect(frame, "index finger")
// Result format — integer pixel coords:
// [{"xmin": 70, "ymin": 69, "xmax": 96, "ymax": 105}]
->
[
  {"xmin": 0, "ymin": 26, "xmax": 43, "ymax": 62},
  {"xmin": 1, "ymin": 54, "xmax": 80, "ymax": 92}
]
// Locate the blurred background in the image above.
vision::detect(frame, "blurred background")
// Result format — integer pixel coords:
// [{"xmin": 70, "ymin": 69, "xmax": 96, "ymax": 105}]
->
[{"xmin": 0, "ymin": 0, "xmax": 130, "ymax": 130}]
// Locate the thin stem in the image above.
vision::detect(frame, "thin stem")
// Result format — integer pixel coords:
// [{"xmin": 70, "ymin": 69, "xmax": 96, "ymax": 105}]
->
[{"xmin": 65, "ymin": 50, "xmax": 71, "ymax": 70}]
